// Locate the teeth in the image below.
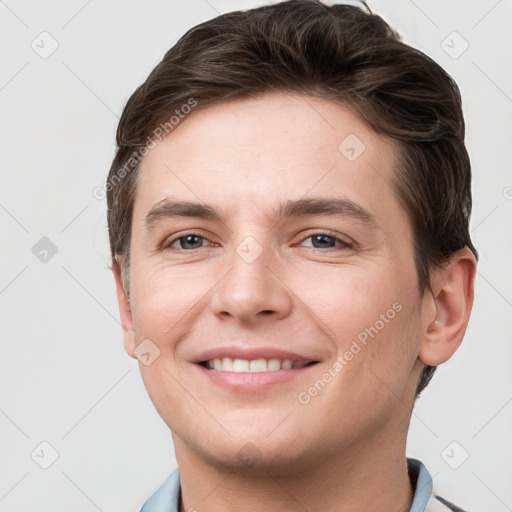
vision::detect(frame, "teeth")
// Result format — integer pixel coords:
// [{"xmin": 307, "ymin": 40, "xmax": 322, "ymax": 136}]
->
[
  {"xmin": 267, "ymin": 358, "xmax": 281, "ymax": 371},
  {"xmin": 221, "ymin": 357, "xmax": 233, "ymax": 371},
  {"xmin": 233, "ymin": 359, "xmax": 249, "ymax": 372},
  {"xmin": 207, "ymin": 357, "xmax": 309, "ymax": 372},
  {"xmin": 250, "ymin": 359, "xmax": 267, "ymax": 372},
  {"xmin": 281, "ymin": 359, "xmax": 293, "ymax": 370}
]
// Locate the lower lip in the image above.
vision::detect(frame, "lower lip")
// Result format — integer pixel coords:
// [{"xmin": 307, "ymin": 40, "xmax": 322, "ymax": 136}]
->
[{"xmin": 195, "ymin": 363, "xmax": 318, "ymax": 392}]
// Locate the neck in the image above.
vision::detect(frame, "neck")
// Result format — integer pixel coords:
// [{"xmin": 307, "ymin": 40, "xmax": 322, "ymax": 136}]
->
[{"xmin": 173, "ymin": 429, "xmax": 414, "ymax": 512}]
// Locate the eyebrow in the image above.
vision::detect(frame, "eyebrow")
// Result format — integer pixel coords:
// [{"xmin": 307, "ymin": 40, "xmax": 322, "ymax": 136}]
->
[{"xmin": 144, "ymin": 196, "xmax": 378, "ymax": 230}]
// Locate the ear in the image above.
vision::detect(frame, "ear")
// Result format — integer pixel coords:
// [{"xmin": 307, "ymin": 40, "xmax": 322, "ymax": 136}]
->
[
  {"xmin": 418, "ymin": 247, "xmax": 477, "ymax": 366},
  {"xmin": 112, "ymin": 255, "xmax": 136, "ymax": 359}
]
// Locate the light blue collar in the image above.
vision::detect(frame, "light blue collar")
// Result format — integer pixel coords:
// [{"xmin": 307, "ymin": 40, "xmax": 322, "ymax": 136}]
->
[
  {"xmin": 408, "ymin": 458, "xmax": 434, "ymax": 511},
  {"xmin": 140, "ymin": 467, "xmax": 180, "ymax": 512}
]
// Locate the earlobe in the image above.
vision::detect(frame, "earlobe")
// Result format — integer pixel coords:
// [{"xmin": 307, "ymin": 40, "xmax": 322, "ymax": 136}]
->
[
  {"xmin": 418, "ymin": 248, "xmax": 476, "ymax": 366},
  {"xmin": 112, "ymin": 255, "xmax": 137, "ymax": 360}
]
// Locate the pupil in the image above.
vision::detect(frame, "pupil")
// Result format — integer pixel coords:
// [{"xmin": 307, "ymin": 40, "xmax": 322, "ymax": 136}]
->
[
  {"xmin": 313, "ymin": 235, "xmax": 334, "ymax": 248},
  {"xmin": 183, "ymin": 235, "xmax": 201, "ymax": 249}
]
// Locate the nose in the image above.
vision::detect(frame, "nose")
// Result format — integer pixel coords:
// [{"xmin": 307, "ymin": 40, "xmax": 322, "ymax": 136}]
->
[{"xmin": 210, "ymin": 236, "xmax": 294, "ymax": 325}]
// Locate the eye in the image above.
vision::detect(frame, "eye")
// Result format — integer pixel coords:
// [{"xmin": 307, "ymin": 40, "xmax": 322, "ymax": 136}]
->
[
  {"xmin": 299, "ymin": 232, "xmax": 354, "ymax": 250},
  {"xmin": 162, "ymin": 231, "xmax": 355, "ymax": 252},
  {"xmin": 163, "ymin": 232, "xmax": 212, "ymax": 251}
]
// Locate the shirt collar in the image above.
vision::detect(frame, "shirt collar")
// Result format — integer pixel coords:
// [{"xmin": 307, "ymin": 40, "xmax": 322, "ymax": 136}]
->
[{"xmin": 408, "ymin": 458, "xmax": 435, "ymax": 511}]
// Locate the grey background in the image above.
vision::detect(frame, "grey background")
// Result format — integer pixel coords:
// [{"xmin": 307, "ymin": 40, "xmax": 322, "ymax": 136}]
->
[{"xmin": 1, "ymin": 0, "xmax": 511, "ymax": 510}]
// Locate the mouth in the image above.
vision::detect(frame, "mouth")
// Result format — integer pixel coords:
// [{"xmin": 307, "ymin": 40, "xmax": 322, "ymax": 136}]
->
[
  {"xmin": 199, "ymin": 357, "xmax": 320, "ymax": 372},
  {"xmin": 192, "ymin": 347, "xmax": 322, "ymax": 391}
]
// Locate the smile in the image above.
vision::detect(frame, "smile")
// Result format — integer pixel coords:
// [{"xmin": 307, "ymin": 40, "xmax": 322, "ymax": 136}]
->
[{"xmin": 201, "ymin": 357, "xmax": 318, "ymax": 372}]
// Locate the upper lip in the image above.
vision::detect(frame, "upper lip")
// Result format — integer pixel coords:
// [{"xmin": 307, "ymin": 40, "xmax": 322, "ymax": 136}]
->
[{"xmin": 193, "ymin": 346, "xmax": 321, "ymax": 364}]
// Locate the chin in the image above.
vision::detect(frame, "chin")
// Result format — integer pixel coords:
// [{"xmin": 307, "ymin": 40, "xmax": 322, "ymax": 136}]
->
[
  {"xmin": 173, "ymin": 415, "xmax": 314, "ymax": 474},
  {"xmin": 196, "ymin": 438, "xmax": 310, "ymax": 476}
]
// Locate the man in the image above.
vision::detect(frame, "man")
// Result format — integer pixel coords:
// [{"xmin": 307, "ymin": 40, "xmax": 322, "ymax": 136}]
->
[{"xmin": 106, "ymin": 1, "xmax": 477, "ymax": 510}]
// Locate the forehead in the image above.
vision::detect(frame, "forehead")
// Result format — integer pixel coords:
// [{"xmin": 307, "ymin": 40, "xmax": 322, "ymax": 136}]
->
[{"xmin": 133, "ymin": 92, "xmax": 403, "ymax": 230}]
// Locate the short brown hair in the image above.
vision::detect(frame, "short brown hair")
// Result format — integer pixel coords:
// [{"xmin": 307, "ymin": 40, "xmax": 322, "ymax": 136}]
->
[{"xmin": 106, "ymin": 0, "xmax": 478, "ymax": 398}]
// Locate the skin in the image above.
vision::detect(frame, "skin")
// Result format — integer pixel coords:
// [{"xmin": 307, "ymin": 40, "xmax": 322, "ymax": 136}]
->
[{"xmin": 113, "ymin": 91, "xmax": 476, "ymax": 512}]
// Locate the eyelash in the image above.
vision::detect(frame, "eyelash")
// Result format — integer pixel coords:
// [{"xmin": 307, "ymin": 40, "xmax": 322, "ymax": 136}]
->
[{"xmin": 162, "ymin": 231, "xmax": 355, "ymax": 252}]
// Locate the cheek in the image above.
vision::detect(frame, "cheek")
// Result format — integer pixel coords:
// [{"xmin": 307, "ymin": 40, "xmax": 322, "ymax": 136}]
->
[
  {"xmin": 130, "ymin": 262, "xmax": 212, "ymax": 347},
  {"xmin": 300, "ymin": 274, "xmax": 420, "ymax": 438},
  {"xmin": 289, "ymin": 262, "xmax": 403, "ymax": 339},
  {"xmin": 130, "ymin": 269, "xmax": 202, "ymax": 422},
  {"xmin": 293, "ymin": 261, "xmax": 420, "ymax": 384}
]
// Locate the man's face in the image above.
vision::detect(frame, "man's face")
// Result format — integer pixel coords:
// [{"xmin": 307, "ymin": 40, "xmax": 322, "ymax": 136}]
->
[{"xmin": 122, "ymin": 92, "xmax": 426, "ymax": 473}]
